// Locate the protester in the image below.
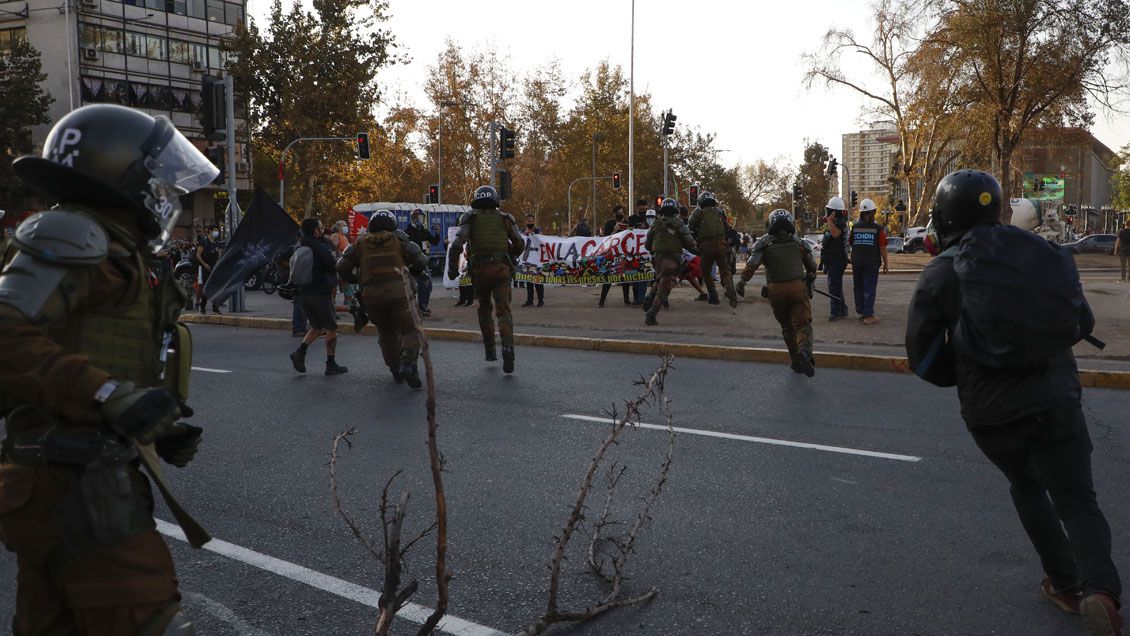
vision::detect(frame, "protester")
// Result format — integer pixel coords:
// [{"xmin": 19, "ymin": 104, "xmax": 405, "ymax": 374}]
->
[
  {"xmin": 1117, "ymin": 218, "xmax": 1130, "ymax": 283},
  {"xmin": 599, "ymin": 205, "xmax": 632, "ymax": 307},
  {"xmin": 327, "ymin": 220, "xmax": 354, "ymax": 313},
  {"xmin": 906, "ymin": 170, "xmax": 1122, "ymax": 635},
  {"xmin": 848, "ymin": 198, "xmax": 889, "ymax": 324},
  {"xmin": 521, "ymin": 213, "xmax": 545, "ymax": 307},
  {"xmin": 821, "ymin": 197, "xmax": 850, "ymax": 321},
  {"xmin": 289, "ymin": 217, "xmax": 348, "ymax": 375},
  {"xmin": 627, "ymin": 199, "xmax": 650, "ymax": 304},
  {"xmin": 405, "ymin": 209, "xmax": 440, "ymax": 316},
  {"xmin": 194, "ymin": 223, "xmax": 223, "ymax": 314},
  {"xmin": 572, "ymin": 217, "xmax": 593, "ymax": 237}
]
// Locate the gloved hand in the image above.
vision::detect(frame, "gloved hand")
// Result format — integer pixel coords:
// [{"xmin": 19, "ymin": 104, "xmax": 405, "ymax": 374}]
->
[
  {"xmin": 100, "ymin": 382, "xmax": 183, "ymax": 444},
  {"xmin": 154, "ymin": 423, "xmax": 203, "ymax": 467},
  {"xmin": 735, "ymin": 279, "xmax": 747, "ymax": 297}
]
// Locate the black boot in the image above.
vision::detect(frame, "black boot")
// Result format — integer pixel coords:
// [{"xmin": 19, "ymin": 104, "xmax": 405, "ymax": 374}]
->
[
  {"xmin": 694, "ymin": 293, "xmax": 708, "ymax": 302},
  {"xmin": 797, "ymin": 352, "xmax": 815, "ymax": 378},
  {"xmin": 707, "ymin": 292, "xmax": 720, "ymax": 305},
  {"xmin": 501, "ymin": 345, "xmax": 515, "ymax": 374},
  {"xmin": 325, "ymin": 358, "xmax": 349, "ymax": 376},
  {"xmin": 400, "ymin": 361, "xmax": 422, "ymax": 388},
  {"xmin": 390, "ymin": 366, "xmax": 404, "ymax": 384},
  {"xmin": 290, "ymin": 344, "xmax": 307, "ymax": 373},
  {"xmin": 644, "ymin": 311, "xmax": 658, "ymax": 326},
  {"xmin": 485, "ymin": 343, "xmax": 497, "ymax": 362}
]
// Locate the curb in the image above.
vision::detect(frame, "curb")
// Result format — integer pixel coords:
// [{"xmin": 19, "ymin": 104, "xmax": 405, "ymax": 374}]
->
[{"xmin": 180, "ymin": 314, "xmax": 1130, "ymax": 390}]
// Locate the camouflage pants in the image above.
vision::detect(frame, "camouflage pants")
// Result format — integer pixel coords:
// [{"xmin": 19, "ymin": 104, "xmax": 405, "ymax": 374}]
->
[
  {"xmin": 472, "ymin": 263, "xmax": 514, "ymax": 347},
  {"xmin": 645, "ymin": 255, "xmax": 683, "ymax": 319},
  {"xmin": 767, "ymin": 279, "xmax": 813, "ymax": 359},
  {"xmin": 699, "ymin": 239, "xmax": 736, "ymax": 302},
  {"xmin": 0, "ymin": 463, "xmax": 181, "ymax": 636}
]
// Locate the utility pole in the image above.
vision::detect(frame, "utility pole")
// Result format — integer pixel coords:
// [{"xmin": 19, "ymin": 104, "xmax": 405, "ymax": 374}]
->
[
  {"xmin": 628, "ymin": 0, "xmax": 635, "ymax": 213},
  {"xmin": 224, "ymin": 73, "xmax": 244, "ymax": 312}
]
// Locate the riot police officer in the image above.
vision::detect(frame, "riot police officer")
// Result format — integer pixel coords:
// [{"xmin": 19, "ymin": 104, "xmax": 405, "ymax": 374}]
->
[
  {"xmin": 0, "ymin": 104, "xmax": 215, "ymax": 634},
  {"xmin": 447, "ymin": 186, "xmax": 525, "ymax": 373},
  {"xmin": 736, "ymin": 209, "xmax": 818, "ymax": 376},
  {"xmin": 643, "ymin": 198, "xmax": 697, "ymax": 326},
  {"xmin": 337, "ymin": 210, "xmax": 429, "ymax": 388},
  {"xmin": 687, "ymin": 191, "xmax": 738, "ymax": 307}
]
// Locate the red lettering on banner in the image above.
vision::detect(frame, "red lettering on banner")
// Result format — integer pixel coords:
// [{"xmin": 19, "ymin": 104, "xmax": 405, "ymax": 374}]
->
[
  {"xmin": 621, "ymin": 232, "xmax": 636, "ymax": 255},
  {"xmin": 580, "ymin": 240, "xmax": 598, "ymax": 257}
]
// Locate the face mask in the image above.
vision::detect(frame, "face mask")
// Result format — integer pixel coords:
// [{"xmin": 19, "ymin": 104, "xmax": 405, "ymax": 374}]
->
[
  {"xmin": 211, "ymin": 231, "xmax": 219, "ymax": 239},
  {"xmin": 527, "ymin": 223, "xmax": 535, "ymax": 229},
  {"xmin": 647, "ymin": 218, "xmax": 655, "ymax": 227}
]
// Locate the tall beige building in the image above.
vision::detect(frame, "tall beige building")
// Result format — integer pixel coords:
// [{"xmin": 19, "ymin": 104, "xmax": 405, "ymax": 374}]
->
[
  {"xmin": 0, "ymin": 0, "xmax": 248, "ymax": 232},
  {"xmin": 841, "ymin": 122, "xmax": 900, "ymax": 205}
]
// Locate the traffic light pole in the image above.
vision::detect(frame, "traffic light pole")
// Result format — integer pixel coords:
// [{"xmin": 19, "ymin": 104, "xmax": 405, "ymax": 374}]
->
[
  {"xmin": 662, "ymin": 136, "xmax": 669, "ymax": 198},
  {"xmin": 223, "ymin": 73, "xmax": 245, "ymax": 312},
  {"xmin": 489, "ymin": 122, "xmax": 498, "ymax": 190},
  {"xmin": 278, "ymin": 136, "xmax": 355, "ymax": 209}
]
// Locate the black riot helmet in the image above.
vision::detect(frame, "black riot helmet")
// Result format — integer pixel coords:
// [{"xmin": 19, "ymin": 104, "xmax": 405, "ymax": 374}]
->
[
  {"xmin": 658, "ymin": 197, "xmax": 679, "ymax": 216},
  {"xmin": 767, "ymin": 209, "xmax": 795, "ymax": 235},
  {"xmin": 471, "ymin": 185, "xmax": 500, "ymax": 210},
  {"xmin": 930, "ymin": 169, "xmax": 1002, "ymax": 239},
  {"xmin": 697, "ymin": 191, "xmax": 717, "ymax": 207},
  {"xmin": 12, "ymin": 104, "xmax": 218, "ymax": 250},
  {"xmin": 368, "ymin": 210, "xmax": 397, "ymax": 233}
]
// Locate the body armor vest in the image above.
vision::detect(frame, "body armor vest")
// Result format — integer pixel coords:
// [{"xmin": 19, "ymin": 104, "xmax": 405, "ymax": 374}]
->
[
  {"xmin": 468, "ymin": 211, "xmax": 511, "ymax": 258},
  {"xmin": 651, "ymin": 217, "xmax": 683, "ymax": 254},
  {"xmin": 357, "ymin": 231, "xmax": 406, "ymax": 286},
  {"xmin": 697, "ymin": 208, "xmax": 726, "ymax": 240},
  {"xmin": 850, "ymin": 221, "xmax": 882, "ymax": 267},
  {"xmin": 762, "ymin": 236, "xmax": 806, "ymax": 283}
]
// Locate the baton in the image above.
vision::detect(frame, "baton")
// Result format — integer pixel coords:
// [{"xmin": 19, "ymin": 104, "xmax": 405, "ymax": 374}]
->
[
  {"xmin": 812, "ymin": 287, "xmax": 844, "ymax": 303},
  {"xmin": 1083, "ymin": 334, "xmax": 1105, "ymax": 350}
]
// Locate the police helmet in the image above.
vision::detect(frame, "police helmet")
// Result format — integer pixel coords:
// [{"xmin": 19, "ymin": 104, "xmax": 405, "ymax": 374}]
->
[
  {"xmin": 930, "ymin": 169, "xmax": 1002, "ymax": 238},
  {"xmin": 368, "ymin": 210, "xmax": 397, "ymax": 233},
  {"xmin": 826, "ymin": 197, "xmax": 846, "ymax": 212},
  {"xmin": 767, "ymin": 209, "xmax": 795, "ymax": 235},
  {"xmin": 13, "ymin": 104, "xmax": 218, "ymax": 251},
  {"xmin": 658, "ymin": 198, "xmax": 679, "ymax": 216},
  {"xmin": 859, "ymin": 198, "xmax": 878, "ymax": 214},
  {"xmin": 698, "ymin": 191, "xmax": 718, "ymax": 207},
  {"xmin": 471, "ymin": 185, "xmax": 500, "ymax": 209}
]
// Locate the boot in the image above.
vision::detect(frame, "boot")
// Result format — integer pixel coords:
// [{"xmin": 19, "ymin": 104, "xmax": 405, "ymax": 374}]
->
[
  {"xmin": 725, "ymin": 287, "xmax": 738, "ymax": 308},
  {"xmin": 484, "ymin": 343, "xmax": 497, "ymax": 362},
  {"xmin": 644, "ymin": 311, "xmax": 658, "ymax": 326},
  {"xmin": 390, "ymin": 366, "xmax": 404, "ymax": 384},
  {"xmin": 707, "ymin": 291, "xmax": 720, "ymax": 305},
  {"xmin": 797, "ymin": 351, "xmax": 815, "ymax": 378},
  {"xmin": 290, "ymin": 346, "xmax": 307, "ymax": 373},
  {"xmin": 694, "ymin": 293, "xmax": 708, "ymax": 302},
  {"xmin": 399, "ymin": 361, "xmax": 422, "ymax": 389},
  {"xmin": 501, "ymin": 345, "xmax": 515, "ymax": 374},
  {"xmin": 642, "ymin": 290, "xmax": 657, "ymax": 312},
  {"xmin": 325, "ymin": 359, "xmax": 349, "ymax": 376}
]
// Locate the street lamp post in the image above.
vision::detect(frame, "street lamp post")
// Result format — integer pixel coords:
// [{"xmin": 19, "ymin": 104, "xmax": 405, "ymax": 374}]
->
[
  {"xmin": 591, "ymin": 132, "xmax": 605, "ymax": 225},
  {"xmin": 628, "ymin": 0, "xmax": 635, "ymax": 214}
]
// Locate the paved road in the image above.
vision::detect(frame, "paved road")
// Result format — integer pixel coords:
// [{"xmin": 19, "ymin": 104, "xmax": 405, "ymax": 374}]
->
[{"xmin": 2, "ymin": 325, "xmax": 1128, "ymax": 634}]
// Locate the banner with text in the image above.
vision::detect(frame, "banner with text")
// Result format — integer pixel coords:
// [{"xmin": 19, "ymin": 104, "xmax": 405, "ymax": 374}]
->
[{"xmin": 443, "ymin": 229, "xmax": 655, "ymax": 287}]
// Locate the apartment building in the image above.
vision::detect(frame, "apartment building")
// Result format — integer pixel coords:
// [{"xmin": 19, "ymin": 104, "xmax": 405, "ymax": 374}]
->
[{"xmin": 841, "ymin": 123, "xmax": 899, "ymax": 205}]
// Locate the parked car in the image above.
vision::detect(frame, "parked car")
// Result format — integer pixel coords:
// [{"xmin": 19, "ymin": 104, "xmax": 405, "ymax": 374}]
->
[
  {"xmin": 1063, "ymin": 234, "xmax": 1117, "ymax": 255},
  {"xmin": 886, "ymin": 236, "xmax": 905, "ymax": 254},
  {"xmin": 904, "ymin": 235, "xmax": 928, "ymax": 253},
  {"xmin": 802, "ymin": 238, "xmax": 822, "ymax": 254},
  {"xmin": 906, "ymin": 226, "xmax": 927, "ymax": 239}
]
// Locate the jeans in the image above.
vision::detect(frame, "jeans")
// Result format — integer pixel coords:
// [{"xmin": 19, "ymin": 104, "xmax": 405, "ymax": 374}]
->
[
  {"xmin": 824, "ymin": 259, "xmax": 848, "ymax": 317},
  {"xmin": 970, "ymin": 406, "xmax": 1121, "ymax": 600},
  {"xmin": 632, "ymin": 281, "xmax": 648, "ymax": 303},
  {"xmin": 600, "ymin": 283, "xmax": 631, "ymax": 305},
  {"xmin": 292, "ymin": 300, "xmax": 307, "ymax": 334},
  {"xmin": 416, "ymin": 270, "xmax": 433, "ymax": 310},
  {"xmin": 852, "ymin": 262, "xmax": 880, "ymax": 317},
  {"xmin": 524, "ymin": 282, "xmax": 544, "ymax": 304}
]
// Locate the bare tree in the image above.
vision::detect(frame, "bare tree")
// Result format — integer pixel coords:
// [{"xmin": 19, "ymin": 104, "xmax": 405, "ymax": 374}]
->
[{"xmin": 518, "ymin": 356, "xmax": 677, "ymax": 636}]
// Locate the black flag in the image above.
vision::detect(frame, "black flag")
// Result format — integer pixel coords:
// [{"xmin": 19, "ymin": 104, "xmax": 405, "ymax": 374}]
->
[{"xmin": 203, "ymin": 187, "xmax": 299, "ymax": 305}]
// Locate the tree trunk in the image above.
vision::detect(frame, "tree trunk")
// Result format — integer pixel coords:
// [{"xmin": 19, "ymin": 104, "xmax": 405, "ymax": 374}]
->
[{"xmin": 999, "ymin": 155, "xmax": 1014, "ymax": 225}]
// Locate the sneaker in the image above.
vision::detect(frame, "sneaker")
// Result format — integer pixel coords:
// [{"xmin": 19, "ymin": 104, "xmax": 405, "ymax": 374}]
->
[
  {"xmin": 419, "ymin": 308, "xmax": 432, "ymax": 317},
  {"xmin": 211, "ymin": 305, "xmax": 223, "ymax": 314},
  {"xmin": 1080, "ymin": 593, "xmax": 1123, "ymax": 636},
  {"xmin": 290, "ymin": 349, "xmax": 307, "ymax": 373},
  {"xmin": 861, "ymin": 316, "xmax": 879, "ymax": 325},
  {"xmin": 501, "ymin": 345, "xmax": 515, "ymax": 374},
  {"xmin": 325, "ymin": 361, "xmax": 349, "ymax": 376},
  {"xmin": 1041, "ymin": 578, "xmax": 1081, "ymax": 614}
]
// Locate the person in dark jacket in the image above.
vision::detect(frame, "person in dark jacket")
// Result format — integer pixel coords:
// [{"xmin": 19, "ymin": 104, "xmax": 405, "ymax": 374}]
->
[
  {"xmin": 821, "ymin": 197, "xmax": 850, "ymax": 321},
  {"xmin": 405, "ymin": 209, "xmax": 440, "ymax": 316},
  {"xmin": 906, "ymin": 170, "xmax": 1122, "ymax": 635},
  {"xmin": 599, "ymin": 205, "xmax": 631, "ymax": 307},
  {"xmin": 289, "ymin": 217, "xmax": 348, "ymax": 375},
  {"xmin": 571, "ymin": 217, "xmax": 593, "ymax": 237},
  {"xmin": 521, "ymin": 213, "xmax": 545, "ymax": 307}
]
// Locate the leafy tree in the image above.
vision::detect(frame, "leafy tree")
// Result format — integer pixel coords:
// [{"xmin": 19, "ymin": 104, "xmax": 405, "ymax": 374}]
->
[
  {"xmin": 796, "ymin": 141, "xmax": 833, "ymax": 217},
  {"xmin": 0, "ymin": 40, "xmax": 53, "ymax": 211},
  {"xmin": 1111, "ymin": 144, "xmax": 1130, "ymax": 210},
  {"xmin": 739, "ymin": 158, "xmax": 793, "ymax": 224}
]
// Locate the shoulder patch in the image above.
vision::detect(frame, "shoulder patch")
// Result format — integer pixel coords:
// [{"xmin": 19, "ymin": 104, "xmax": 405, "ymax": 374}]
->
[{"xmin": 14, "ymin": 209, "xmax": 108, "ymax": 265}]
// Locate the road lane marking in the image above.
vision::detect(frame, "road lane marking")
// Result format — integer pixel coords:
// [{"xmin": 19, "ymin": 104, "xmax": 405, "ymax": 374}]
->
[
  {"xmin": 561, "ymin": 414, "xmax": 923, "ymax": 463},
  {"xmin": 156, "ymin": 520, "xmax": 506, "ymax": 636},
  {"xmin": 182, "ymin": 592, "xmax": 274, "ymax": 636},
  {"xmin": 191, "ymin": 366, "xmax": 232, "ymax": 374}
]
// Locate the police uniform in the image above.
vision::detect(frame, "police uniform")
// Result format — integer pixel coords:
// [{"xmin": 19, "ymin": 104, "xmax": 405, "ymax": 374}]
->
[
  {"xmin": 643, "ymin": 200, "xmax": 697, "ymax": 325},
  {"xmin": 737, "ymin": 210, "xmax": 818, "ymax": 376},
  {"xmin": 688, "ymin": 196, "xmax": 738, "ymax": 308},
  {"xmin": 337, "ymin": 213, "xmax": 428, "ymax": 387},
  {"xmin": 0, "ymin": 104, "xmax": 214, "ymax": 634},
  {"xmin": 447, "ymin": 186, "xmax": 525, "ymax": 373}
]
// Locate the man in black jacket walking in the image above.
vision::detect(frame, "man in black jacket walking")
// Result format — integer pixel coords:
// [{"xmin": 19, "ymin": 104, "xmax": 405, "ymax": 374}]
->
[
  {"xmin": 290, "ymin": 217, "xmax": 348, "ymax": 375},
  {"xmin": 906, "ymin": 170, "xmax": 1121, "ymax": 636}
]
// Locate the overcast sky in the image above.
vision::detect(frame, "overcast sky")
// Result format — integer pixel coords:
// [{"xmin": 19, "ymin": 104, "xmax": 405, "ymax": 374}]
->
[{"xmin": 252, "ymin": 0, "xmax": 1129, "ymax": 168}]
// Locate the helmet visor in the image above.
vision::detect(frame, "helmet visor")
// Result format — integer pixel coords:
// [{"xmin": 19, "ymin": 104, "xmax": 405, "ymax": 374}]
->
[{"xmin": 142, "ymin": 119, "xmax": 218, "ymax": 252}]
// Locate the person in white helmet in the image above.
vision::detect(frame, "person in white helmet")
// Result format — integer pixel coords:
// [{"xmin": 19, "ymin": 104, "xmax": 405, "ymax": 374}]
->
[
  {"xmin": 848, "ymin": 198, "xmax": 889, "ymax": 324},
  {"xmin": 821, "ymin": 197, "xmax": 850, "ymax": 321}
]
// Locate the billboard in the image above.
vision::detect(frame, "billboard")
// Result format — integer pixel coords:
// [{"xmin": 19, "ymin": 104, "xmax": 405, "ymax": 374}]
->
[{"xmin": 1022, "ymin": 173, "xmax": 1065, "ymax": 202}]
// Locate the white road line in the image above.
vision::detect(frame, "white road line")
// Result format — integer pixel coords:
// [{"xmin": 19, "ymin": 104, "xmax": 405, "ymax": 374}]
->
[
  {"xmin": 191, "ymin": 366, "xmax": 232, "ymax": 374},
  {"xmin": 181, "ymin": 591, "xmax": 275, "ymax": 636},
  {"xmin": 156, "ymin": 520, "xmax": 506, "ymax": 636},
  {"xmin": 561, "ymin": 415, "xmax": 923, "ymax": 463}
]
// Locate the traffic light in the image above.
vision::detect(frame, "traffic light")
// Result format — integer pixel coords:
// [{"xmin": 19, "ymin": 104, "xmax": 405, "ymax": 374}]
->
[
  {"xmin": 689, "ymin": 184, "xmax": 699, "ymax": 203},
  {"xmin": 204, "ymin": 146, "xmax": 224, "ymax": 183},
  {"xmin": 201, "ymin": 75, "xmax": 226, "ymax": 141},
  {"xmin": 498, "ymin": 169, "xmax": 512, "ymax": 200},
  {"xmin": 499, "ymin": 126, "xmax": 515, "ymax": 159},
  {"xmin": 662, "ymin": 110, "xmax": 677, "ymax": 136},
  {"xmin": 850, "ymin": 190, "xmax": 858, "ymax": 208},
  {"xmin": 612, "ymin": 172, "xmax": 621, "ymax": 189},
  {"xmin": 826, "ymin": 158, "xmax": 838, "ymax": 177},
  {"xmin": 655, "ymin": 195, "xmax": 664, "ymax": 209},
  {"xmin": 356, "ymin": 132, "xmax": 370, "ymax": 160},
  {"xmin": 792, "ymin": 183, "xmax": 802, "ymax": 200},
  {"xmin": 428, "ymin": 184, "xmax": 439, "ymax": 204}
]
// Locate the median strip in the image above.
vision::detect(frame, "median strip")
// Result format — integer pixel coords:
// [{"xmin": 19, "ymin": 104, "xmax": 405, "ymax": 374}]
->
[{"xmin": 179, "ymin": 314, "xmax": 1130, "ymax": 390}]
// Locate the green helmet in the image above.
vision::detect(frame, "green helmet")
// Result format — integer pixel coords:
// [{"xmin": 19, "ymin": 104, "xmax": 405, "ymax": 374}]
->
[{"xmin": 13, "ymin": 104, "xmax": 218, "ymax": 249}]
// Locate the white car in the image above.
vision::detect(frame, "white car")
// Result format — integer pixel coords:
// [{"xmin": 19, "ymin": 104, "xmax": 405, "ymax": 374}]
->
[{"xmin": 802, "ymin": 238, "xmax": 822, "ymax": 253}]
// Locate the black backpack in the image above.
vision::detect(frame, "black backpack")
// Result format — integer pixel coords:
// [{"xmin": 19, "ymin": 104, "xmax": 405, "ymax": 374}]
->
[{"xmin": 949, "ymin": 224, "xmax": 1092, "ymax": 368}]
